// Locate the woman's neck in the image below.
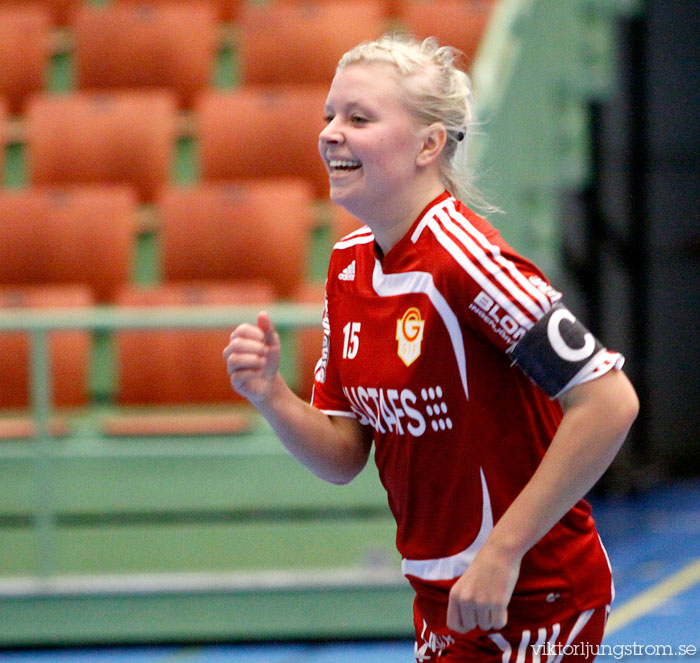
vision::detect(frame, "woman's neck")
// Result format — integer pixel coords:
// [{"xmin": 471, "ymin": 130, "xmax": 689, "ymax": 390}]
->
[{"xmin": 366, "ymin": 181, "xmax": 446, "ymax": 254}]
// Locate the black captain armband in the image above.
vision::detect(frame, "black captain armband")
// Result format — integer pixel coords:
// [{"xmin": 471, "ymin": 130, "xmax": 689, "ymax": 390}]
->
[{"xmin": 507, "ymin": 303, "xmax": 610, "ymax": 398}]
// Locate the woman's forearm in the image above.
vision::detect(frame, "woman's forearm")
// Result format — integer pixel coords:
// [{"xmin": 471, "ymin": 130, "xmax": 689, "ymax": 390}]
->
[{"xmin": 255, "ymin": 374, "xmax": 373, "ymax": 485}]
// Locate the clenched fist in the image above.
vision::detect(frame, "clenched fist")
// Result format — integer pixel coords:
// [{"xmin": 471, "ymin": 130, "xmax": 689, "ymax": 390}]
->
[{"xmin": 223, "ymin": 311, "xmax": 281, "ymax": 406}]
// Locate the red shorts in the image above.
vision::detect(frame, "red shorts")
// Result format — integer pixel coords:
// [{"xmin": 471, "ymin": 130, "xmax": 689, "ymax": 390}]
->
[{"xmin": 413, "ymin": 596, "xmax": 609, "ymax": 662}]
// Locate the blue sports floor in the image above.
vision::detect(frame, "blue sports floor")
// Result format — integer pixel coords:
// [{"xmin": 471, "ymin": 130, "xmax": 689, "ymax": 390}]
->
[{"xmin": 2, "ymin": 479, "xmax": 698, "ymax": 662}]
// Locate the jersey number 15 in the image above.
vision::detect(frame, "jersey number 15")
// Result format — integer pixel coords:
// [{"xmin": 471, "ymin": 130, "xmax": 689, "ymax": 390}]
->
[{"xmin": 342, "ymin": 322, "xmax": 361, "ymax": 359}]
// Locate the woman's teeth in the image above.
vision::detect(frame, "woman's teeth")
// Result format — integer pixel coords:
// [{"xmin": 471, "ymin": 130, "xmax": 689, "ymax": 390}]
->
[{"xmin": 330, "ymin": 160, "xmax": 361, "ymax": 170}]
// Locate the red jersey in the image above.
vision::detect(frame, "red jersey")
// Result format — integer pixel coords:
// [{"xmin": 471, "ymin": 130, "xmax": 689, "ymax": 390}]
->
[{"xmin": 311, "ymin": 191, "xmax": 617, "ymax": 618}]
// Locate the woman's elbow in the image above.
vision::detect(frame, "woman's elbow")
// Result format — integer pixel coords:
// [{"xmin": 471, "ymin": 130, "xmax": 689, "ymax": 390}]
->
[
  {"xmin": 603, "ymin": 371, "xmax": 640, "ymax": 447},
  {"xmin": 327, "ymin": 470, "xmax": 361, "ymax": 486},
  {"xmin": 619, "ymin": 374, "xmax": 640, "ymax": 431},
  {"xmin": 562, "ymin": 369, "xmax": 640, "ymax": 439},
  {"xmin": 324, "ymin": 417, "xmax": 372, "ymax": 485},
  {"xmin": 325, "ymin": 453, "xmax": 370, "ymax": 485}
]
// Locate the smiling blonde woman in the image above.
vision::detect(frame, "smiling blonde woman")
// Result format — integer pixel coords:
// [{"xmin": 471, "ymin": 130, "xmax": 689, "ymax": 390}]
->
[{"xmin": 224, "ymin": 33, "xmax": 639, "ymax": 662}]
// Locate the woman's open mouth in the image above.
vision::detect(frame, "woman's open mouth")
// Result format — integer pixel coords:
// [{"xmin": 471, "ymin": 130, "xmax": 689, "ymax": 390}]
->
[{"xmin": 329, "ymin": 159, "xmax": 362, "ymax": 173}]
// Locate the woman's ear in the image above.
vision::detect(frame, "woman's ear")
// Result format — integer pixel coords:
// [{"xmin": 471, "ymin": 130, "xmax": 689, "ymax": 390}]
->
[{"xmin": 416, "ymin": 123, "xmax": 447, "ymax": 167}]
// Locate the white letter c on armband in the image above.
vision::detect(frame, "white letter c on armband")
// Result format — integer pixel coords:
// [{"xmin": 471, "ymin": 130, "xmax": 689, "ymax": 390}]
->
[{"xmin": 547, "ymin": 309, "xmax": 595, "ymax": 362}]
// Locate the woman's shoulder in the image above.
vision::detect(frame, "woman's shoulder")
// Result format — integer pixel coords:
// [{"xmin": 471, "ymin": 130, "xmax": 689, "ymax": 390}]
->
[
  {"xmin": 331, "ymin": 225, "xmax": 374, "ymax": 251},
  {"xmin": 324, "ymin": 225, "xmax": 375, "ymax": 283}
]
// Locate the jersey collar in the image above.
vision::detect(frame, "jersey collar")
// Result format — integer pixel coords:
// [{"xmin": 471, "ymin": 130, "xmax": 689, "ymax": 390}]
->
[{"xmin": 372, "ymin": 190, "xmax": 454, "ymax": 264}]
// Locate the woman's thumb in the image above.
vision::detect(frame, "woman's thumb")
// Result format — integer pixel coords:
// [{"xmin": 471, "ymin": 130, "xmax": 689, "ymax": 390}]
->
[{"xmin": 257, "ymin": 311, "xmax": 278, "ymax": 347}]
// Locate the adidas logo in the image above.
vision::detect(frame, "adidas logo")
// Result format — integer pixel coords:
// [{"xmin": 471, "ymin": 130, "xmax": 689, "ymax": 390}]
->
[{"xmin": 339, "ymin": 260, "xmax": 356, "ymax": 281}]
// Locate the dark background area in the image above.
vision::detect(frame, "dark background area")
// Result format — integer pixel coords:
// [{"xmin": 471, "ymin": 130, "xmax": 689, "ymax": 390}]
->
[{"xmin": 561, "ymin": 0, "xmax": 700, "ymax": 492}]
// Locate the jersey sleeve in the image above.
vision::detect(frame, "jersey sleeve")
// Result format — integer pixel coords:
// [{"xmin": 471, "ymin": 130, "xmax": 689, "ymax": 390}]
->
[
  {"xmin": 440, "ymin": 205, "xmax": 625, "ymax": 398},
  {"xmin": 446, "ymin": 210, "xmax": 563, "ymax": 353}
]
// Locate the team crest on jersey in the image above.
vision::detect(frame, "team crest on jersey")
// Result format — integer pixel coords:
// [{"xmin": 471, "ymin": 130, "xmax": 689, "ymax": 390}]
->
[{"xmin": 396, "ymin": 307, "xmax": 425, "ymax": 367}]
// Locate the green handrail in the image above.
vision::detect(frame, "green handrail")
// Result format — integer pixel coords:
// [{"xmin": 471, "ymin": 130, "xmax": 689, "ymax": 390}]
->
[
  {"xmin": 0, "ymin": 303, "xmax": 323, "ymax": 578},
  {"xmin": 0, "ymin": 303, "xmax": 322, "ymax": 332}
]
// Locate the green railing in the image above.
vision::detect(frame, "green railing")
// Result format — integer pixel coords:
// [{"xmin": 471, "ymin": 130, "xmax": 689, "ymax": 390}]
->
[
  {"xmin": 0, "ymin": 304, "xmax": 321, "ymax": 575},
  {"xmin": 0, "ymin": 303, "xmax": 412, "ymax": 646}
]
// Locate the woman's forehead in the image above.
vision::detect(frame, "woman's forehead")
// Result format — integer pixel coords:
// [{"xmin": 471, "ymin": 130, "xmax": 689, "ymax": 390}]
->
[{"xmin": 327, "ymin": 62, "xmax": 405, "ymax": 106}]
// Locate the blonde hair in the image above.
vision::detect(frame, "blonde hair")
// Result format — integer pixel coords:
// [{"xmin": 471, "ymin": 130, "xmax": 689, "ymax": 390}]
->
[{"xmin": 337, "ymin": 33, "xmax": 493, "ymax": 212}]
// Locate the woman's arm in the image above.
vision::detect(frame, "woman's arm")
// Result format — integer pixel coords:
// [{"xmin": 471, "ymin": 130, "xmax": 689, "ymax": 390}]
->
[
  {"xmin": 223, "ymin": 311, "xmax": 373, "ymax": 485},
  {"xmin": 447, "ymin": 368, "xmax": 639, "ymax": 632}
]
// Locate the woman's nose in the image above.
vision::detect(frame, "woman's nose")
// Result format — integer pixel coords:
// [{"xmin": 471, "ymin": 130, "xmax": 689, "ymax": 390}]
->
[{"xmin": 320, "ymin": 119, "xmax": 343, "ymax": 144}]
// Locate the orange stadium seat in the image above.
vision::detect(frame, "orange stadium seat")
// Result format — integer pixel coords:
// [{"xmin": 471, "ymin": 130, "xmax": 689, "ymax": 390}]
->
[
  {"xmin": 219, "ymin": 0, "xmax": 244, "ymax": 21},
  {"xmin": 26, "ymin": 90, "xmax": 177, "ymax": 203},
  {"xmin": 115, "ymin": 0, "xmax": 242, "ymax": 22},
  {"xmin": 197, "ymin": 85, "xmax": 329, "ymax": 198},
  {"xmin": 275, "ymin": 0, "xmax": 401, "ymax": 19},
  {"xmin": 0, "ymin": 284, "xmax": 93, "ymax": 412},
  {"xmin": 0, "ymin": 186, "xmax": 138, "ymax": 302},
  {"xmin": 0, "ymin": 6, "xmax": 50, "ymax": 115},
  {"xmin": 0, "ymin": 0, "xmax": 80, "ymax": 25},
  {"xmin": 73, "ymin": 3, "xmax": 218, "ymax": 110},
  {"xmin": 383, "ymin": 0, "xmax": 410, "ymax": 17},
  {"xmin": 158, "ymin": 179, "xmax": 315, "ymax": 298},
  {"xmin": 113, "ymin": 281, "xmax": 275, "ymax": 407},
  {"xmin": 238, "ymin": 1, "xmax": 386, "ymax": 86},
  {"xmin": 399, "ymin": 0, "xmax": 496, "ymax": 66}
]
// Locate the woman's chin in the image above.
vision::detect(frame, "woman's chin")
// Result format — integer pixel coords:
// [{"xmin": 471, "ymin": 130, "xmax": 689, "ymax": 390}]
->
[{"xmin": 329, "ymin": 182, "xmax": 357, "ymax": 208}]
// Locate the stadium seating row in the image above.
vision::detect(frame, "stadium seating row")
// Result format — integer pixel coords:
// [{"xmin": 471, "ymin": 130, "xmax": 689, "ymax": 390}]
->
[
  {"xmin": 0, "ymin": 0, "xmax": 414, "ymax": 26},
  {"xmin": 0, "ymin": 179, "xmax": 360, "ymax": 300},
  {"xmin": 3, "ymin": 87, "xmax": 328, "ymax": 201},
  {"xmin": 0, "ymin": 0, "xmax": 496, "ymax": 113},
  {"xmin": 0, "ymin": 0, "xmax": 493, "ymax": 27},
  {"xmin": 0, "ymin": 0, "xmax": 495, "ymax": 435},
  {"xmin": 0, "ymin": 180, "xmax": 358, "ymax": 420}
]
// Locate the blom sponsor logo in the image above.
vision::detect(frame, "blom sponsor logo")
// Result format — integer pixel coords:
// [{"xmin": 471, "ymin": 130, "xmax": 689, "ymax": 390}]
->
[{"xmin": 469, "ymin": 290, "xmax": 526, "ymax": 345}]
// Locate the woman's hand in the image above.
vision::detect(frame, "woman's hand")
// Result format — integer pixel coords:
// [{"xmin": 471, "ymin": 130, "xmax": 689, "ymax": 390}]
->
[
  {"xmin": 223, "ymin": 311, "xmax": 281, "ymax": 406},
  {"xmin": 446, "ymin": 543, "xmax": 522, "ymax": 633}
]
